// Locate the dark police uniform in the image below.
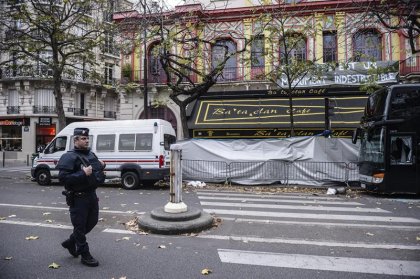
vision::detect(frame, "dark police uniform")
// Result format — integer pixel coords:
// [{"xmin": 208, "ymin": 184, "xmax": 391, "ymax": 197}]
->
[{"xmin": 57, "ymin": 128, "xmax": 105, "ymax": 267}]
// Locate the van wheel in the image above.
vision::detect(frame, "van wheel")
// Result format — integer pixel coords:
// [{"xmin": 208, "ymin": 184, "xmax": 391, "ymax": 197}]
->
[
  {"xmin": 36, "ymin": 169, "xmax": 51, "ymax": 186},
  {"xmin": 121, "ymin": 172, "xmax": 140, "ymax": 190}
]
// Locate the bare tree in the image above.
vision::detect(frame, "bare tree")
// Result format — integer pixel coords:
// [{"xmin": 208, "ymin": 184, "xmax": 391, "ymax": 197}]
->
[
  {"xmin": 115, "ymin": 1, "xmax": 261, "ymax": 138},
  {"xmin": 357, "ymin": 0, "xmax": 420, "ymax": 54},
  {"xmin": 0, "ymin": 0, "xmax": 115, "ymax": 131},
  {"xmin": 261, "ymin": 7, "xmax": 322, "ymax": 136}
]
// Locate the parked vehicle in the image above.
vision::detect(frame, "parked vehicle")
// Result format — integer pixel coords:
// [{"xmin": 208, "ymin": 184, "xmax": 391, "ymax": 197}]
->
[
  {"xmin": 31, "ymin": 119, "xmax": 176, "ymax": 189},
  {"xmin": 352, "ymin": 84, "xmax": 420, "ymax": 194}
]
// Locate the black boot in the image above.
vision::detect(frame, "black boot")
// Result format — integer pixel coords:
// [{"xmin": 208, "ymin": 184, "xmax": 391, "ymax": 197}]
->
[
  {"xmin": 81, "ymin": 251, "xmax": 99, "ymax": 267},
  {"xmin": 61, "ymin": 239, "xmax": 78, "ymax": 258}
]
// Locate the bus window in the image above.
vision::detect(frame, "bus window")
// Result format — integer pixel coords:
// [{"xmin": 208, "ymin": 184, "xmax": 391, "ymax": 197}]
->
[
  {"xmin": 390, "ymin": 88, "xmax": 420, "ymax": 119},
  {"xmin": 360, "ymin": 127, "xmax": 385, "ymax": 164},
  {"xmin": 390, "ymin": 136, "xmax": 413, "ymax": 165}
]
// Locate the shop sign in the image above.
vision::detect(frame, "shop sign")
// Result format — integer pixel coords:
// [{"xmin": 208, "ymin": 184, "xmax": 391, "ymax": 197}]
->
[
  {"xmin": 193, "ymin": 96, "xmax": 367, "ymax": 128},
  {"xmin": 39, "ymin": 117, "xmax": 52, "ymax": 126},
  {"xmin": 0, "ymin": 118, "xmax": 29, "ymax": 126}
]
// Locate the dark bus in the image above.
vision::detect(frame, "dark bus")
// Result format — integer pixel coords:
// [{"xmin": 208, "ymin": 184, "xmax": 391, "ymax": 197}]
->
[{"xmin": 353, "ymin": 84, "xmax": 420, "ymax": 194}]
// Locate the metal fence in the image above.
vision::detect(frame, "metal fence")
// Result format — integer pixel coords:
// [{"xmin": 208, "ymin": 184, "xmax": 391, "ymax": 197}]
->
[{"xmin": 182, "ymin": 160, "xmax": 359, "ymax": 186}]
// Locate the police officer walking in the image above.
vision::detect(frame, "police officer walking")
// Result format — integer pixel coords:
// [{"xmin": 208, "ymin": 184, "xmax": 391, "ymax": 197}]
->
[{"xmin": 57, "ymin": 128, "xmax": 106, "ymax": 267}]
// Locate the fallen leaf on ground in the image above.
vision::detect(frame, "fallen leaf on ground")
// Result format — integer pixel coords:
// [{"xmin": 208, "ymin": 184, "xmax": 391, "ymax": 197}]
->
[
  {"xmin": 416, "ymin": 236, "xmax": 420, "ymax": 241},
  {"xmin": 42, "ymin": 212, "xmax": 51, "ymax": 216},
  {"xmin": 45, "ymin": 220, "xmax": 53, "ymax": 223},
  {"xmin": 48, "ymin": 262, "xmax": 60, "ymax": 269},
  {"xmin": 0, "ymin": 217, "xmax": 5, "ymax": 220},
  {"xmin": 122, "ymin": 237, "xmax": 130, "ymax": 240},
  {"xmin": 158, "ymin": 245, "xmax": 166, "ymax": 249},
  {"xmin": 366, "ymin": 232, "xmax": 375, "ymax": 236},
  {"xmin": 102, "ymin": 207, "xmax": 110, "ymax": 210},
  {"xmin": 4, "ymin": 256, "xmax": 12, "ymax": 260},
  {"xmin": 25, "ymin": 236, "xmax": 39, "ymax": 240},
  {"xmin": 98, "ymin": 218, "xmax": 104, "ymax": 222},
  {"xmin": 201, "ymin": 268, "xmax": 212, "ymax": 275}
]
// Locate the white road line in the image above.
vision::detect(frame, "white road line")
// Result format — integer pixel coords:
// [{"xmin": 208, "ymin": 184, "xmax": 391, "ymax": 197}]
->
[
  {"xmin": 204, "ymin": 208, "xmax": 420, "ymax": 223},
  {"xmin": 221, "ymin": 217, "xmax": 420, "ymax": 230},
  {"xmin": 200, "ymin": 201, "xmax": 388, "ymax": 213},
  {"xmin": 218, "ymin": 249, "xmax": 420, "ymax": 276},
  {"xmin": 200, "ymin": 235, "xmax": 420, "ymax": 250},
  {"xmin": 0, "ymin": 220, "xmax": 72, "ymax": 229},
  {"xmin": 0, "ymin": 203, "xmax": 144, "ymax": 215},
  {"xmin": 198, "ymin": 196, "xmax": 363, "ymax": 206},
  {"xmin": 198, "ymin": 191, "xmax": 343, "ymax": 200},
  {"xmin": 102, "ymin": 228, "xmax": 136, "ymax": 234}
]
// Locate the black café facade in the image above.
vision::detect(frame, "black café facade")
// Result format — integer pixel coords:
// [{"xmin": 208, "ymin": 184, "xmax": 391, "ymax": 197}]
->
[{"xmin": 187, "ymin": 62, "xmax": 399, "ymax": 139}]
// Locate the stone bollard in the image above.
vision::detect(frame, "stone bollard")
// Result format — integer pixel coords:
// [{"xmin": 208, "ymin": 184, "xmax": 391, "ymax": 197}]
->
[
  {"xmin": 137, "ymin": 144, "xmax": 213, "ymax": 234},
  {"xmin": 164, "ymin": 146, "xmax": 187, "ymax": 213}
]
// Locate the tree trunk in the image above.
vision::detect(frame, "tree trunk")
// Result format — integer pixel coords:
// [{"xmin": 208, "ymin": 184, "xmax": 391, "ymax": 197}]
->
[
  {"xmin": 288, "ymin": 91, "xmax": 295, "ymax": 137},
  {"xmin": 179, "ymin": 101, "xmax": 190, "ymax": 139},
  {"xmin": 53, "ymin": 72, "xmax": 66, "ymax": 132}
]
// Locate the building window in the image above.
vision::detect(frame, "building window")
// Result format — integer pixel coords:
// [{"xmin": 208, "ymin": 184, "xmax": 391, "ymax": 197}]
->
[
  {"xmin": 34, "ymin": 88, "xmax": 56, "ymax": 114},
  {"xmin": 104, "ymin": 32, "xmax": 117, "ymax": 55},
  {"xmin": 323, "ymin": 31, "xmax": 337, "ymax": 63},
  {"xmin": 212, "ymin": 39, "xmax": 237, "ymax": 81},
  {"xmin": 148, "ymin": 43, "xmax": 165, "ymax": 83},
  {"xmin": 104, "ymin": 96, "xmax": 116, "ymax": 119},
  {"xmin": 7, "ymin": 90, "xmax": 19, "ymax": 114},
  {"xmin": 279, "ymin": 33, "xmax": 307, "ymax": 64},
  {"xmin": 104, "ymin": 63, "xmax": 114, "ymax": 84},
  {"xmin": 0, "ymin": 126, "xmax": 22, "ymax": 151},
  {"xmin": 353, "ymin": 29, "xmax": 382, "ymax": 62},
  {"xmin": 251, "ymin": 35, "xmax": 265, "ymax": 79}
]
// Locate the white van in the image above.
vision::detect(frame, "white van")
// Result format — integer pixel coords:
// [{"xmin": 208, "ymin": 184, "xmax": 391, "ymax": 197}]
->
[{"xmin": 31, "ymin": 119, "xmax": 176, "ymax": 189}]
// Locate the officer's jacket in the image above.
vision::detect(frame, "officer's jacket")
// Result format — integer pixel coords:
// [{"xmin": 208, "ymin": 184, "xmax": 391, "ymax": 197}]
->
[{"xmin": 57, "ymin": 148, "xmax": 105, "ymax": 192}]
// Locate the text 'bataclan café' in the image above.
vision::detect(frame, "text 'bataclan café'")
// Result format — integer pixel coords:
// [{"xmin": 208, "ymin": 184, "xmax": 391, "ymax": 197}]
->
[{"xmin": 186, "ymin": 61, "xmax": 398, "ymax": 139}]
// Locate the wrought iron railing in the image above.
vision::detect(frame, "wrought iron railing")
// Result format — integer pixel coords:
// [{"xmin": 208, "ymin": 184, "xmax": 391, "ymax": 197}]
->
[
  {"xmin": 73, "ymin": 108, "xmax": 88, "ymax": 116},
  {"xmin": 7, "ymin": 106, "xmax": 20, "ymax": 114},
  {"xmin": 33, "ymin": 106, "xmax": 57, "ymax": 114},
  {"xmin": 400, "ymin": 56, "xmax": 420, "ymax": 76}
]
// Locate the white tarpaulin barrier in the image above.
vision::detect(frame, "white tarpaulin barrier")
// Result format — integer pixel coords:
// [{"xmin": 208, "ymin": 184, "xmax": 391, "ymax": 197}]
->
[{"xmin": 176, "ymin": 137, "xmax": 359, "ymax": 186}]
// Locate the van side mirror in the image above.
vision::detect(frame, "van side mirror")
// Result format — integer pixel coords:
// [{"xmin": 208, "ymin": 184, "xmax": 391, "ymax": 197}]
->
[{"xmin": 352, "ymin": 128, "xmax": 361, "ymax": 144}]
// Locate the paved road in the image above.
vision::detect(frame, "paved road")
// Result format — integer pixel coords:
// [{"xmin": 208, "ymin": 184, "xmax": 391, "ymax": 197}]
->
[{"xmin": 0, "ymin": 171, "xmax": 419, "ymax": 279}]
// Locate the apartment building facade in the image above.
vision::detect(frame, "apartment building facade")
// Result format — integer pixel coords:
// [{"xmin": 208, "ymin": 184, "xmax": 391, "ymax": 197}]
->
[
  {"xmin": 116, "ymin": 0, "xmax": 419, "ymax": 139},
  {"xmin": 0, "ymin": 0, "xmax": 128, "ymax": 160}
]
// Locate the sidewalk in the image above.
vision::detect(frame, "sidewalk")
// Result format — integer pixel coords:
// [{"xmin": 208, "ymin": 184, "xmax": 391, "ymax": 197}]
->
[{"xmin": 0, "ymin": 159, "xmax": 31, "ymax": 168}]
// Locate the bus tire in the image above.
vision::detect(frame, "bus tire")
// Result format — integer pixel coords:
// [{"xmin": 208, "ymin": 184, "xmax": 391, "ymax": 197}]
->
[
  {"xmin": 121, "ymin": 172, "xmax": 140, "ymax": 190},
  {"xmin": 36, "ymin": 169, "xmax": 51, "ymax": 186}
]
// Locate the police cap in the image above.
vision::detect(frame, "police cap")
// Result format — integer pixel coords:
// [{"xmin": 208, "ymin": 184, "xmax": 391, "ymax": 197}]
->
[{"xmin": 74, "ymin": 128, "xmax": 89, "ymax": 137}]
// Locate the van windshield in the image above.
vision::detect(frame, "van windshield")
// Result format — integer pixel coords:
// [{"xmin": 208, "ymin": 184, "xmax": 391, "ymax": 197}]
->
[{"xmin": 44, "ymin": 136, "xmax": 67, "ymax": 154}]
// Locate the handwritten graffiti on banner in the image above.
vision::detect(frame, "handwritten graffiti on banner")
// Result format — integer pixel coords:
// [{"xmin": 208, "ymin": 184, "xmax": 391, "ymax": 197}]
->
[{"xmin": 277, "ymin": 61, "xmax": 398, "ymax": 87}]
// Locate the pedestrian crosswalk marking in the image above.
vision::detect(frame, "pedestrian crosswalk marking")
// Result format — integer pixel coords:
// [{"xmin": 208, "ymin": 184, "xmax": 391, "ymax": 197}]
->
[
  {"xmin": 200, "ymin": 235, "xmax": 420, "ymax": 250},
  {"xmin": 220, "ymin": 217, "xmax": 420, "ymax": 230},
  {"xmin": 200, "ymin": 201, "xmax": 389, "ymax": 213},
  {"xmin": 204, "ymin": 208, "xmax": 420, "ymax": 223},
  {"xmin": 218, "ymin": 249, "xmax": 420, "ymax": 276},
  {"xmin": 198, "ymin": 195, "xmax": 363, "ymax": 206}
]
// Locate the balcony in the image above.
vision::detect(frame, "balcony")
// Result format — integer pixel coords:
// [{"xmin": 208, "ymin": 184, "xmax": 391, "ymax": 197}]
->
[
  {"xmin": 104, "ymin": 111, "xmax": 116, "ymax": 119},
  {"xmin": 7, "ymin": 106, "xmax": 20, "ymax": 114},
  {"xmin": 73, "ymin": 108, "xmax": 88, "ymax": 116},
  {"xmin": 400, "ymin": 56, "xmax": 420, "ymax": 77},
  {"xmin": 33, "ymin": 106, "xmax": 57, "ymax": 114},
  {"xmin": 0, "ymin": 65, "xmax": 93, "ymax": 83}
]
